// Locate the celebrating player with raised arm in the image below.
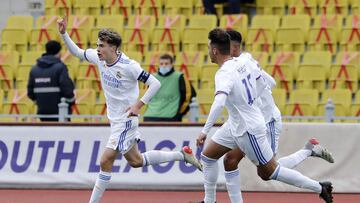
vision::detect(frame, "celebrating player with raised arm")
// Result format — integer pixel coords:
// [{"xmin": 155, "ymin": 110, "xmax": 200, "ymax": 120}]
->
[
  {"xmin": 196, "ymin": 28, "xmax": 333, "ymax": 203},
  {"xmin": 57, "ymin": 16, "xmax": 202, "ymax": 203}
]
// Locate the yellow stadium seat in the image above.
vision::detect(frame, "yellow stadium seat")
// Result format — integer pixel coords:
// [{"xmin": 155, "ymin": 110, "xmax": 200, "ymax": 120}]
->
[
  {"xmin": 313, "ymin": 15, "xmax": 343, "ymax": 32},
  {"xmin": 103, "ymin": 0, "xmax": 132, "ymax": 18},
  {"xmin": 319, "ymin": 0, "xmax": 349, "ymax": 15},
  {"xmin": 158, "ymin": 15, "xmax": 186, "ymax": 31},
  {"xmin": 289, "ymin": 89, "xmax": 319, "ymax": 108},
  {"xmin": 183, "ymin": 28, "xmax": 209, "ymax": 52},
  {"xmin": 134, "ymin": 0, "xmax": 162, "ymax": 19},
  {"xmin": 270, "ymin": 51, "xmax": 300, "ymax": 71},
  {"xmin": 90, "ymin": 15, "xmax": 124, "ymax": 47},
  {"xmin": 340, "ymin": 29, "xmax": 360, "ymax": 51},
  {"xmin": 74, "ymin": 0, "xmax": 101, "ymax": 15},
  {"xmin": 68, "ymin": 15, "xmax": 95, "ymax": 33},
  {"xmin": 45, "ymin": 0, "xmax": 72, "ymax": 16},
  {"xmin": 126, "ymin": 51, "xmax": 143, "ymax": 62},
  {"xmin": 350, "ymin": 104, "xmax": 360, "ymax": 118},
  {"xmin": 77, "ymin": 63, "xmax": 102, "ymax": 92},
  {"xmin": 329, "ymin": 64, "xmax": 358, "ymax": 92},
  {"xmin": 321, "ymin": 89, "xmax": 352, "ymax": 107},
  {"xmin": 16, "ymin": 65, "xmax": 32, "ymax": 89},
  {"xmin": 247, "ymin": 15, "xmax": 280, "ymax": 53},
  {"xmin": 30, "ymin": 28, "xmax": 59, "ymax": 51},
  {"xmin": 256, "ymin": 0, "xmax": 286, "ymax": 15},
  {"xmin": 123, "ymin": 29, "xmax": 150, "ymax": 54},
  {"xmin": 250, "ymin": 51, "xmax": 269, "ymax": 68},
  {"xmin": 1, "ymin": 29, "xmax": 28, "ymax": 53},
  {"xmin": 61, "ymin": 51, "xmax": 80, "ymax": 80},
  {"xmin": 152, "ymin": 28, "xmax": 180, "ymax": 54},
  {"xmin": 175, "ymin": 51, "xmax": 205, "ymax": 67},
  {"xmin": 74, "ymin": 89, "xmax": 96, "ymax": 106},
  {"xmin": 197, "ymin": 88, "xmax": 214, "ymax": 115},
  {"xmin": 297, "ymin": 65, "xmax": 327, "ymax": 92},
  {"xmin": 188, "ymin": 15, "xmax": 218, "ymax": 32},
  {"xmin": 165, "ymin": 0, "xmax": 193, "ymax": 18},
  {"xmin": 144, "ymin": 51, "xmax": 172, "ymax": 67},
  {"xmin": 128, "ymin": 15, "xmax": 156, "ymax": 30},
  {"xmin": 0, "ymin": 103, "xmax": 30, "ymax": 122},
  {"xmin": 93, "ymin": 103, "xmax": 109, "ymax": 123},
  {"xmin": 317, "ymin": 103, "xmax": 349, "ymax": 122},
  {"xmin": 335, "ymin": 51, "xmax": 360, "ymax": 65},
  {"xmin": 71, "ymin": 103, "xmax": 93, "ymax": 122},
  {"xmin": 20, "ymin": 51, "xmax": 43, "ymax": 66},
  {"xmin": 353, "ymin": 0, "xmax": 360, "ymax": 14},
  {"xmin": 0, "ymin": 65, "xmax": 14, "ymax": 91},
  {"xmin": 288, "ymin": 0, "xmax": 317, "ymax": 17},
  {"xmin": 36, "ymin": 16, "xmax": 59, "ymax": 29},
  {"xmin": 276, "ymin": 15, "xmax": 310, "ymax": 52},
  {"xmin": 200, "ymin": 64, "xmax": 218, "ymax": 89},
  {"xmin": 6, "ymin": 16, "xmax": 33, "ymax": 33},
  {"xmin": 7, "ymin": 89, "xmax": 33, "ymax": 106},
  {"xmin": 302, "ymin": 51, "xmax": 332, "ymax": 72},
  {"xmin": 285, "ymin": 103, "xmax": 315, "ymax": 118},
  {"xmin": 272, "ymin": 88, "xmax": 286, "ymax": 113},
  {"xmin": 174, "ymin": 64, "xmax": 200, "ymax": 89},
  {"xmin": 0, "ymin": 51, "xmax": 20, "ymax": 70},
  {"xmin": 265, "ymin": 64, "xmax": 294, "ymax": 92},
  {"xmin": 220, "ymin": 14, "xmax": 248, "ymax": 40}
]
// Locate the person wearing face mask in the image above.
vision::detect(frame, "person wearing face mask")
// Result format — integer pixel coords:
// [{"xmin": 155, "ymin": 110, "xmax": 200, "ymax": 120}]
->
[{"xmin": 144, "ymin": 54, "xmax": 196, "ymax": 122}]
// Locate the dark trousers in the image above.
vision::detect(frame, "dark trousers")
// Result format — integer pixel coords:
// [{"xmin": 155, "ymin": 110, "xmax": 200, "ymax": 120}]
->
[{"xmin": 202, "ymin": 0, "xmax": 241, "ymax": 14}]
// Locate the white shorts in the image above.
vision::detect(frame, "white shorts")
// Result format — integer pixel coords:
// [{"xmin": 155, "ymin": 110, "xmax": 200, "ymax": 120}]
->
[
  {"xmin": 212, "ymin": 123, "xmax": 273, "ymax": 166},
  {"xmin": 266, "ymin": 118, "xmax": 282, "ymax": 155},
  {"xmin": 106, "ymin": 117, "xmax": 141, "ymax": 154}
]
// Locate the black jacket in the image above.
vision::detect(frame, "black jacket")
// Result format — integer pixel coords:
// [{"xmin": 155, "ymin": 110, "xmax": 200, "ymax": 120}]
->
[{"xmin": 27, "ymin": 54, "xmax": 75, "ymax": 115}]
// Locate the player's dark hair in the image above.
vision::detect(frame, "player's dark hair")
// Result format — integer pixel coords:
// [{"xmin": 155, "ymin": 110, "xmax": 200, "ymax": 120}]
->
[
  {"xmin": 98, "ymin": 28, "xmax": 122, "ymax": 49},
  {"xmin": 159, "ymin": 54, "xmax": 173, "ymax": 63},
  {"xmin": 226, "ymin": 29, "xmax": 242, "ymax": 44},
  {"xmin": 208, "ymin": 28, "xmax": 231, "ymax": 55}
]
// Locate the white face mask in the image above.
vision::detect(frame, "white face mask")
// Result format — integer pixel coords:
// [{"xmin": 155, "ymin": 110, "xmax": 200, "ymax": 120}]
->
[{"xmin": 159, "ymin": 66, "xmax": 172, "ymax": 75}]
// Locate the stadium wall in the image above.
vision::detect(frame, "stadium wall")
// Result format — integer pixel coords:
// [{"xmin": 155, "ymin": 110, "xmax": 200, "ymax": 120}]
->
[{"xmin": 0, "ymin": 123, "xmax": 358, "ymax": 193}]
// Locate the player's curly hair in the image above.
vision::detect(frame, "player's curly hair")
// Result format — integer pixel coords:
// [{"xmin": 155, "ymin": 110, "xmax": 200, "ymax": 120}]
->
[
  {"xmin": 208, "ymin": 28, "xmax": 230, "ymax": 55},
  {"xmin": 226, "ymin": 29, "xmax": 242, "ymax": 44},
  {"xmin": 98, "ymin": 29, "xmax": 122, "ymax": 49}
]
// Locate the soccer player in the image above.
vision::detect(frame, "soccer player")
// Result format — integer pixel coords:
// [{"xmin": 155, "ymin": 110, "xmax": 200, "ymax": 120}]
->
[
  {"xmin": 57, "ymin": 16, "xmax": 202, "ymax": 203},
  {"xmin": 218, "ymin": 29, "xmax": 335, "ymax": 203},
  {"xmin": 196, "ymin": 28, "xmax": 333, "ymax": 203}
]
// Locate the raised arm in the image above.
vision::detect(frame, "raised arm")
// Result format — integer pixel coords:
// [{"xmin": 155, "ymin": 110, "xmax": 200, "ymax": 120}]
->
[{"xmin": 57, "ymin": 16, "xmax": 85, "ymax": 60}]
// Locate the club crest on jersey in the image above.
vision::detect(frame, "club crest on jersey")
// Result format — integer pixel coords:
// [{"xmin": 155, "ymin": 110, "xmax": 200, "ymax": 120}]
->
[{"xmin": 116, "ymin": 71, "xmax": 122, "ymax": 79}]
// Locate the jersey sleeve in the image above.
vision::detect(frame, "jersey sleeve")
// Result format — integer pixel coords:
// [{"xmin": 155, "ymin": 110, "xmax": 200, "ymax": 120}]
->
[
  {"xmin": 215, "ymin": 69, "xmax": 234, "ymax": 95},
  {"xmin": 83, "ymin": 49, "xmax": 100, "ymax": 64},
  {"xmin": 128, "ymin": 61, "xmax": 150, "ymax": 83}
]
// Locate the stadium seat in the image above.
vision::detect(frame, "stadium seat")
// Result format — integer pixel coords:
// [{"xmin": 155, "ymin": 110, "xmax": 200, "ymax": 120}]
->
[
  {"xmin": 250, "ymin": 51, "xmax": 269, "ymax": 68},
  {"xmin": 272, "ymin": 88, "xmax": 287, "ymax": 114},
  {"xmin": 74, "ymin": 88, "xmax": 96, "ymax": 106},
  {"xmin": 1, "ymin": 29, "xmax": 28, "ymax": 53},
  {"xmin": 175, "ymin": 51, "xmax": 204, "ymax": 68},
  {"xmin": 276, "ymin": 15, "xmax": 310, "ymax": 52},
  {"xmin": 5, "ymin": 15, "xmax": 33, "ymax": 33},
  {"xmin": 71, "ymin": 103, "xmax": 93, "ymax": 122},
  {"xmin": 288, "ymin": 0, "xmax": 317, "ymax": 17},
  {"xmin": 72, "ymin": 89, "xmax": 96, "ymax": 122},
  {"xmin": 182, "ymin": 28, "xmax": 209, "ymax": 52},
  {"xmin": 35, "ymin": 15, "xmax": 59, "ymax": 30},
  {"xmin": 340, "ymin": 15, "xmax": 360, "ymax": 51},
  {"xmin": 93, "ymin": 103, "xmax": 109, "ymax": 122},
  {"xmin": 126, "ymin": 51, "xmax": 143, "ymax": 63},
  {"xmin": 321, "ymin": 89, "xmax": 352, "ymax": 108},
  {"xmin": 73, "ymin": 0, "xmax": 101, "ymax": 15},
  {"xmin": 0, "ymin": 103, "xmax": 30, "ymax": 122},
  {"xmin": 247, "ymin": 15, "xmax": 280, "ymax": 53},
  {"xmin": 289, "ymin": 89, "xmax": 319, "ymax": 108},
  {"xmin": 0, "ymin": 89, "xmax": 3, "ymax": 107},
  {"xmin": 134, "ymin": 0, "xmax": 162, "ymax": 19},
  {"xmin": 353, "ymin": 0, "xmax": 360, "ymax": 14},
  {"xmin": 220, "ymin": 14, "xmax": 248, "ymax": 40},
  {"xmin": 285, "ymin": 103, "xmax": 315, "ymax": 120},
  {"xmin": 77, "ymin": 63, "xmax": 102, "ymax": 92},
  {"xmin": 103, "ymin": 0, "xmax": 132, "ymax": 18},
  {"xmin": 123, "ymin": 28, "xmax": 150, "ymax": 54},
  {"xmin": 0, "ymin": 65, "xmax": 14, "ymax": 91},
  {"xmin": 45, "ymin": 0, "xmax": 72, "ymax": 16},
  {"xmin": 30, "ymin": 28, "xmax": 59, "ymax": 51},
  {"xmin": 302, "ymin": 51, "xmax": 332, "ymax": 74},
  {"xmin": 7, "ymin": 89, "xmax": 33, "ymax": 106},
  {"xmin": 297, "ymin": 65, "xmax": 327, "ymax": 92},
  {"xmin": 0, "ymin": 51, "xmax": 20, "ymax": 70},
  {"xmin": 197, "ymin": 88, "xmax": 214, "ymax": 115},
  {"xmin": 61, "ymin": 51, "xmax": 80, "ymax": 80},
  {"xmin": 256, "ymin": 0, "xmax": 286, "ymax": 15},
  {"xmin": 128, "ymin": 15, "xmax": 156, "ymax": 30},
  {"xmin": 90, "ymin": 15, "xmax": 124, "ymax": 47},
  {"xmin": 152, "ymin": 28, "xmax": 180, "ymax": 54},
  {"xmin": 319, "ymin": 0, "xmax": 349, "ymax": 15},
  {"xmin": 165, "ymin": 0, "xmax": 193, "ymax": 18},
  {"xmin": 265, "ymin": 64, "xmax": 294, "ymax": 92},
  {"xmin": 200, "ymin": 64, "xmax": 218, "ymax": 89},
  {"xmin": 158, "ymin": 15, "xmax": 186, "ymax": 32},
  {"xmin": 188, "ymin": 15, "xmax": 218, "ymax": 32},
  {"xmin": 68, "ymin": 15, "xmax": 95, "ymax": 33},
  {"xmin": 317, "ymin": 103, "xmax": 349, "ymax": 121},
  {"xmin": 15, "ymin": 65, "xmax": 32, "ymax": 89},
  {"xmin": 329, "ymin": 64, "xmax": 358, "ymax": 92}
]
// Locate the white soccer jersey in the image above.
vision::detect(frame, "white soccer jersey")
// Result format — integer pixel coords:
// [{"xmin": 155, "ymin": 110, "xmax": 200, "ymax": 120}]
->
[
  {"xmin": 84, "ymin": 49, "xmax": 149, "ymax": 122},
  {"xmin": 215, "ymin": 57, "xmax": 266, "ymax": 136},
  {"xmin": 238, "ymin": 52, "xmax": 281, "ymax": 123}
]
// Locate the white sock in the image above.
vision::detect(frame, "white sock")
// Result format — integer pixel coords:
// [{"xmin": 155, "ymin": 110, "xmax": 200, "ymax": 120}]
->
[
  {"xmin": 201, "ymin": 154, "xmax": 218, "ymax": 203},
  {"xmin": 270, "ymin": 165, "xmax": 322, "ymax": 193},
  {"xmin": 277, "ymin": 149, "xmax": 312, "ymax": 169},
  {"xmin": 141, "ymin": 150, "xmax": 183, "ymax": 166},
  {"xmin": 225, "ymin": 169, "xmax": 243, "ymax": 203},
  {"xmin": 89, "ymin": 171, "xmax": 111, "ymax": 203}
]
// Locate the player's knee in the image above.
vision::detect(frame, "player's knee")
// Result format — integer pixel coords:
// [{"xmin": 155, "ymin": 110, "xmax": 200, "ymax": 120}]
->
[
  {"xmin": 128, "ymin": 159, "xmax": 143, "ymax": 168},
  {"xmin": 257, "ymin": 169, "xmax": 271, "ymax": 181},
  {"xmin": 100, "ymin": 158, "xmax": 113, "ymax": 171},
  {"xmin": 223, "ymin": 155, "xmax": 240, "ymax": 171}
]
